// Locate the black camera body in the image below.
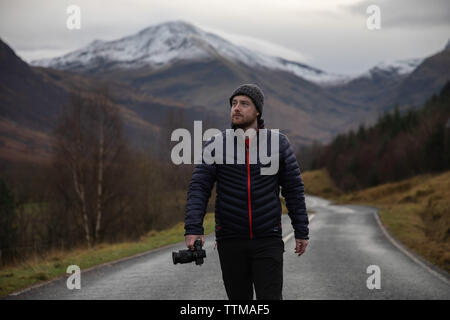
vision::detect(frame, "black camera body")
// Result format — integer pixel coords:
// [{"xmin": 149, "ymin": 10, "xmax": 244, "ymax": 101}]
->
[{"xmin": 172, "ymin": 239, "xmax": 206, "ymax": 265}]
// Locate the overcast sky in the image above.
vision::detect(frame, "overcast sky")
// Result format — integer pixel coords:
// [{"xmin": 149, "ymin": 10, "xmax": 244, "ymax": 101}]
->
[{"xmin": 0, "ymin": 0, "xmax": 449, "ymax": 75}]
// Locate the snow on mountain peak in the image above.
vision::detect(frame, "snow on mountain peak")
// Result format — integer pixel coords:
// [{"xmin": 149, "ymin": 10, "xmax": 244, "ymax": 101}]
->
[
  {"xmin": 30, "ymin": 20, "xmax": 362, "ymax": 85},
  {"xmin": 33, "ymin": 20, "xmax": 216, "ymax": 69},
  {"xmin": 444, "ymin": 39, "xmax": 450, "ymax": 51},
  {"xmin": 353, "ymin": 57, "xmax": 424, "ymax": 81}
]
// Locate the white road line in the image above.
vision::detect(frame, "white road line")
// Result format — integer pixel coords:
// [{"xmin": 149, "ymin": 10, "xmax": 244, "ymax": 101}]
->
[
  {"xmin": 374, "ymin": 211, "xmax": 450, "ymax": 286},
  {"xmin": 283, "ymin": 214, "xmax": 315, "ymax": 243}
]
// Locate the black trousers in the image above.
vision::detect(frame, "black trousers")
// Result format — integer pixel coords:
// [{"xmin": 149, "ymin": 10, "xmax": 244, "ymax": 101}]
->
[{"xmin": 217, "ymin": 237, "xmax": 285, "ymax": 300}]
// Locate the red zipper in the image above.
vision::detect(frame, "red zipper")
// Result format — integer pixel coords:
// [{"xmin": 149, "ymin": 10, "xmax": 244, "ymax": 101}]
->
[{"xmin": 245, "ymin": 138, "xmax": 253, "ymax": 239}]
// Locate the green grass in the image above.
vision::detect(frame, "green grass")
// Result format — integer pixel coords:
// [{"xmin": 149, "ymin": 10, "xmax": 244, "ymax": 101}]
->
[{"xmin": 0, "ymin": 212, "xmax": 215, "ymax": 297}]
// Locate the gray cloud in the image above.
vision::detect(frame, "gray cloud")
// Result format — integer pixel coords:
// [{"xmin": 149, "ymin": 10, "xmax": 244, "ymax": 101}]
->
[{"xmin": 343, "ymin": 0, "xmax": 450, "ymax": 28}]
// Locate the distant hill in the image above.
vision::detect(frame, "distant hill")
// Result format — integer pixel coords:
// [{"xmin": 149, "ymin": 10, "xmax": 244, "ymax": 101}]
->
[
  {"xmin": 313, "ymin": 80, "xmax": 450, "ymax": 191},
  {"xmin": 327, "ymin": 46, "xmax": 450, "ymax": 120},
  {"xmin": 0, "ymin": 39, "xmax": 67, "ymax": 164},
  {"xmin": 394, "ymin": 48, "xmax": 450, "ymax": 108}
]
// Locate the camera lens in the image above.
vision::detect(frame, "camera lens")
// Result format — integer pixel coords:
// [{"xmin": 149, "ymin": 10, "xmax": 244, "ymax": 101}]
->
[{"xmin": 172, "ymin": 252, "xmax": 179, "ymax": 264}]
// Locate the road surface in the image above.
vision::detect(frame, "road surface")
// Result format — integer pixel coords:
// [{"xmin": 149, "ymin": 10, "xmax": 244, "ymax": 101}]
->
[{"xmin": 5, "ymin": 195, "xmax": 450, "ymax": 299}]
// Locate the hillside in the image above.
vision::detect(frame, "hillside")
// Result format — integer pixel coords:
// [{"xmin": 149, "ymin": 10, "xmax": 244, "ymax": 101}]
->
[
  {"xmin": 0, "ymin": 38, "xmax": 222, "ymax": 165},
  {"xmin": 302, "ymin": 168, "xmax": 450, "ymax": 273},
  {"xmin": 312, "ymin": 80, "xmax": 450, "ymax": 191}
]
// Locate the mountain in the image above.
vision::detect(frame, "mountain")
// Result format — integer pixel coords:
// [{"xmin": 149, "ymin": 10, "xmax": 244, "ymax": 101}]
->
[
  {"xmin": 32, "ymin": 20, "xmax": 348, "ymax": 86},
  {"xmin": 0, "ymin": 38, "xmax": 68, "ymax": 164},
  {"xmin": 393, "ymin": 46, "xmax": 450, "ymax": 109},
  {"xmin": 0, "ymin": 37, "xmax": 219, "ymax": 165},
  {"xmin": 30, "ymin": 21, "xmax": 378, "ymax": 144},
  {"xmin": 356, "ymin": 57, "xmax": 424, "ymax": 83},
  {"xmin": 0, "ymin": 39, "xmax": 66, "ymax": 130},
  {"xmin": 326, "ymin": 45, "xmax": 450, "ymax": 121},
  {"xmin": 2, "ymin": 20, "xmax": 450, "ymax": 165},
  {"xmin": 325, "ymin": 58, "xmax": 423, "ymax": 119}
]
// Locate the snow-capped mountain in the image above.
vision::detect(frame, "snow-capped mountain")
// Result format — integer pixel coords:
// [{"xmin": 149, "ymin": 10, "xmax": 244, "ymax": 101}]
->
[
  {"xmin": 32, "ymin": 20, "xmax": 349, "ymax": 85},
  {"xmin": 359, "ymin": 57, "xmax": 424, "ymax": 79},
  {"xmin": 445, "ymin": 39, "xmax": 450, "ymax": 51}
]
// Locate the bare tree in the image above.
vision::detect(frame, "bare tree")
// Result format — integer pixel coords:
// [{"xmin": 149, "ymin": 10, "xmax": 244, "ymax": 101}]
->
[{"xmin": 51, "ymin": 87, "xmax": 128, "ymax": 248}]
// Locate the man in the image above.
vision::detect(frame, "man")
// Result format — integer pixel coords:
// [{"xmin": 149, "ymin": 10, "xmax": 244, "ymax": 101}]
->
[{"xmin": 184, "ymin": 83, "xmax": 309, "ymax": 300}]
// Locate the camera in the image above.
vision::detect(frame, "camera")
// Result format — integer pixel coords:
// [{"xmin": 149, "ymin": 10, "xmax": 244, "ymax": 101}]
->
[{"xmin": 172, "ymin": 239, "xmax": 206, "ymax": 265}]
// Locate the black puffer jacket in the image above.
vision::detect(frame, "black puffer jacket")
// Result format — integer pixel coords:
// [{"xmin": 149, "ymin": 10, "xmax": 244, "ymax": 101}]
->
[{"xmin": 184, "ymin": 124, "xmax": 309, "ymax": 241}]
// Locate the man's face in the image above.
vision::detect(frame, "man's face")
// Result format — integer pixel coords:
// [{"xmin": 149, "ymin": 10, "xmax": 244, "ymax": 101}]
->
[{"xmin": 230, "ymin": 95, "xmax": 259, "ymax": 129}]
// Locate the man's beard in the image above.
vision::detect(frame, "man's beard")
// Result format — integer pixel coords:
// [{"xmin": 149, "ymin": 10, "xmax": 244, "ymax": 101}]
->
[{"xmin": 231, "ymin": 116, "xmax": 256, "ymax": 129}]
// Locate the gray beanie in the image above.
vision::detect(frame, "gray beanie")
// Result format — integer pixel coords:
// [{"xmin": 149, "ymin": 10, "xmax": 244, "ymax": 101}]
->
[{"xmin": 229, "ymin": 84, "xmax": 264, "ymax": 117}]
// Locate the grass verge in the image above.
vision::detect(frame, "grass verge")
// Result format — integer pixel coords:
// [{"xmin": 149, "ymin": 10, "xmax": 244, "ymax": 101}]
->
[
  {"xmin": 302, "ymin": 168, "xmax": 450, "ymax": 273},
  {"xmin": 0, "ymin": 213, "xmax": 215, "ymax": 297}
]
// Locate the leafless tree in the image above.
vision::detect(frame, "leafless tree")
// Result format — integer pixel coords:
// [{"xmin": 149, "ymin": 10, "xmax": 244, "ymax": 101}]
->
[{"xmin": 51, "ymin": 87, "xmax": 129, "ymax": 248}]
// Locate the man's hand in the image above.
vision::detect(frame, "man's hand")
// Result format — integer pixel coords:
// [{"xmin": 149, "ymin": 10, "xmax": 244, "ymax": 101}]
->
[
  {"xmin": 185, "ymin": 235, "xmax": 204, "ymax": 251},
  {"xmin": 295, "ymin": 239, "xmax": 308, "ymax": 256}
]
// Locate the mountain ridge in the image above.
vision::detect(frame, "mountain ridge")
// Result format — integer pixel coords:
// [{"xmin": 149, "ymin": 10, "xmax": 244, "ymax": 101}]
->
[
  {"xmin": 31, "ymin": 20, "xmax": 354, "ymax": 86},
  {"xmin": 2, "ymin": 21, "xmax": 450, "ymax": 164},
  {"xmin": 32, "ymin": 20, "xmax": 446, "ymax": 87}
]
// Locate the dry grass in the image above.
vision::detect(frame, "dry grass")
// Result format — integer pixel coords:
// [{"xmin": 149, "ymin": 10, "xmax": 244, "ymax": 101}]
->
[
  {"xmin": 302, "ymin": 168, "xmax": 343, "ymax": 198},
  {"xmin": 302, "ymin": 168, "xmax": 450, "ymax": 273}
]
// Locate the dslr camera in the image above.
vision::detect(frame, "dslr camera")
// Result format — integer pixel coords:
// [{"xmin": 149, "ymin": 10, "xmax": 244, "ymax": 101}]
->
[{"xmin": 172, "ymin": 239, "xmax": 206, "ymax": 266}]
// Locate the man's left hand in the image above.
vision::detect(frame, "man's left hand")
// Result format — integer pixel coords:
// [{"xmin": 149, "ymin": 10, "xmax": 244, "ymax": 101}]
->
[{"xmin": 295, "ymin": 239, "xmax": 308, "ymax": 256}]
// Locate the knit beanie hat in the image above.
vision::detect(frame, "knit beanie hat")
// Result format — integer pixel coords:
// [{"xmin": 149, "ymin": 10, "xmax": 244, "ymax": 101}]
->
[{"xmin": 229, "ymin": 84, "xmax": 264, "ymax": 118}]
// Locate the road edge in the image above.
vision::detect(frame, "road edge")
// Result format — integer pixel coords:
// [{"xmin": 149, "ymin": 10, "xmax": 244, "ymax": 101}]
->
[
  {"xmin": 4, "ymin": 235, "xmax": 216, "ymax": 298},
  {"xmin": 369, "ymin": 206, "xmax": 450, "ymax": 286},
  {"xmin": 6, "ymin": 213, "xmax": 312, "ymax": 299}
]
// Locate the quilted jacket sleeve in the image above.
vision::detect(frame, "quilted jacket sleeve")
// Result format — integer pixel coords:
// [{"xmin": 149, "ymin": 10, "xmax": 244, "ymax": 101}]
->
[
  {"xmin": 184, "ymin": 138, "xmax": 217, "ymax": 236},
  {"xmin": 279, "ymin": 133, "xmax": 309, "ymax": 240}
]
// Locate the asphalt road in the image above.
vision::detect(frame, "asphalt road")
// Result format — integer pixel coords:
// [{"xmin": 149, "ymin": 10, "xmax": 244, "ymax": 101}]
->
[{"xmin": 5, "ymin": 195, "xmax": 450, "ymax": 299}]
